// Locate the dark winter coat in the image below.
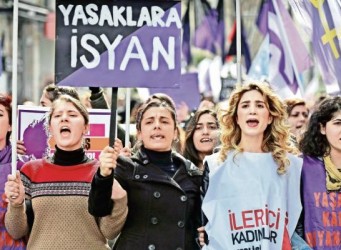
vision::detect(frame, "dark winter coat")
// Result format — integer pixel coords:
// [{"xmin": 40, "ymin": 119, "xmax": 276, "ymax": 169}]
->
[{"xmin": 89, "ymin": 148, "xmax": 202, "ymax": 250}]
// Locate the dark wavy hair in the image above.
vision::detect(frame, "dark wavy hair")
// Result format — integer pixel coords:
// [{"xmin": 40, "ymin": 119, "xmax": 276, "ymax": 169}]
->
[
  {"xmin": 183, "ymin": 109, "xmax": 218, "ymax": 167},
  {"xmin": 299, "ymin": 96, "xmax": 341, "ymax": 157},
  {"xmin": 0, "ymin": 93, "xmax": 12, "ymax": 144}
]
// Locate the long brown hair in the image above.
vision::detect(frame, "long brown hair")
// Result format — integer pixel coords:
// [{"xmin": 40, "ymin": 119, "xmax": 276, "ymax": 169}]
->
[{"xmin": 183, "ymin": 109, "xmax": 219, "ymax": 167}]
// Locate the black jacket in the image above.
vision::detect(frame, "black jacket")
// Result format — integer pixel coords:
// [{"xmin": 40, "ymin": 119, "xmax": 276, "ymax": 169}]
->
[{"xmin": 89, "ymin": 148, "xmax": 202, "ymax": 250}]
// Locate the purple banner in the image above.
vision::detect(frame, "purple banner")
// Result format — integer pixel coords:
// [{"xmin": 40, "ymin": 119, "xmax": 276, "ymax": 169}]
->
[
  {"xmin": 296, "ymin": 0, "xmax": 341, "ymax": 87},
  {"xmin": 55, "ymin": 0, "xmax": 181, "ymax": 88},
  {"xmin": 149, "ymin": 73, "xmax": 201, "ymax": 111},
  {"xmin": 256, "ymin": 0, "xmax": 312, "ymax": 96},
  {"xmin": 182, "ymin": 1, "xmax": 191, "ymax": 65},
  {"xmin": 193, "ymin": 0, "xmax": 224, "ymax": 56}
]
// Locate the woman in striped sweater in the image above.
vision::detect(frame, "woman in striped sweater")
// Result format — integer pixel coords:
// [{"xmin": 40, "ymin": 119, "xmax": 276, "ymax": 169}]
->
[{"xmin": 4, "ymin": 94, "xmax": 128, "ymax": 249}]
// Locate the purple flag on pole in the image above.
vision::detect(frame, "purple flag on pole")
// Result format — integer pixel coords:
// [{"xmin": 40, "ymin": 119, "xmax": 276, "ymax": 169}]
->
[
  {"xmin": 182, "ymin": 1, "xmax": 191, "ymax": 65},
  {"xmin": 257, "ymin": 0, "xmax": 311, "ymax": 95},
  {"xmin": 289, "ymin": 0, "xmax": 341, "ymax": 91},
  {"xmin": 193, "ymin": 0, "xmax": 224, "ymax": 57}
]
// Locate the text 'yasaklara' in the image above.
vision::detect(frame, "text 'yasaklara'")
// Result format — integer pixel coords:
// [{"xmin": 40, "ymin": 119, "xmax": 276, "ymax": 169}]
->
[{"xmin": 58, "ymin": 5, "xmax": 181, "ymax": 28}]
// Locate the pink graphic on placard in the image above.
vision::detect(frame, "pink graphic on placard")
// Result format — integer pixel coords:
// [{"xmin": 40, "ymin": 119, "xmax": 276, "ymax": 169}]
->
[{"xmin": 88, "ymin": 124, "xmax": 105, "ymax": 137}]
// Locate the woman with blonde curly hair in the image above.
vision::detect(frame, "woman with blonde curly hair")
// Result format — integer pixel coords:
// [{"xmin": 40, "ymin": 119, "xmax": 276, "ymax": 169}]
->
[{"xmin": 198, "ymin": 82, "xmax": 303, "ymax": 250}]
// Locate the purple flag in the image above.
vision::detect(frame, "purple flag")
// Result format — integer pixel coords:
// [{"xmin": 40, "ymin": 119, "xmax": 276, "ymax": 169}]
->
[
  {"xmin": 193, "ymin": 0, "xmax": 224, "ymax": 57},
  {"xmin": 257, "ymin": 0, "xmax": 312, "ymax": 96},
  {"xmin": 289, "ymin": 0, "xmax": 341, "ymax": 91},
  {"xmin": 149, "ymin": 73, "xmax": 200, "ymax": 111},
  {"xmin": 182, "ymin": 0, "xmax": 191, "ymax": 65}
]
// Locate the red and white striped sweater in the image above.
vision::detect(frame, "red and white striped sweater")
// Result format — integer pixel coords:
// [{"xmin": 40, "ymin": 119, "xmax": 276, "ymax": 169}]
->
[{"xmin": 5, "ymin": 158, "xmax": 127, "ymax": 250}]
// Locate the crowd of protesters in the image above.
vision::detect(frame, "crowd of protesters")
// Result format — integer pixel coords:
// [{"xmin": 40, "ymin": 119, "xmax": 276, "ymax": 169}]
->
[{"xmin": 1, "ymin": 80, "xmax": 340, "ymax": 249}]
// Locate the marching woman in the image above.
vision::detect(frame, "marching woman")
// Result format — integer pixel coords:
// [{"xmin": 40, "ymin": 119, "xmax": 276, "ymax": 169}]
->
[
  {"xmin": 89, "ymin": 100, "xmax": 203, "ymax": 249},
  {"xmin": 5, "ymin": 95, "xmax": 128, "ymax": 249},
  {"xmin": 199, "ymin": 82, "xmax": 303, "ymax": 249},
  {"xmin": 183, "ymin": 108, "xmax": 220, "ymax": 171},
  {"xmin": 0, "ymin": 93, "xmax": 26, "ymax": 249},
  {"xmin": 298, "ymin": 96, "xmax": 341, "ymax": 249}
]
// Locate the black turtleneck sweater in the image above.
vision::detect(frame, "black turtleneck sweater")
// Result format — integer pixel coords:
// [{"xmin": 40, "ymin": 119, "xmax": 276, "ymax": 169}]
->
[
  {"xmin": 50, "ymin": 145, "xmax": 90, "ymax": 166},
  {"xmin": 143, "ymin": 146, "xmax": 179, "ymax": 177}
]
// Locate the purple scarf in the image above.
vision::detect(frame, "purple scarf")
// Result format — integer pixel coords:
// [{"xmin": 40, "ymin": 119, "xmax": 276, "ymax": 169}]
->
[
  {"xmin": 0, "ymin": 144, "xmax": 12, "ymax": 192},
  {"xmin": 0, "ymin": 144, "xmax": 26, "ymax": 249},
  {"xmin": 302, "ymin": 156, "xmax": 341, "ymax": 249},
  {"xmin": 0, "ymin": 144, "xmax": 11, "ymax": 164}
]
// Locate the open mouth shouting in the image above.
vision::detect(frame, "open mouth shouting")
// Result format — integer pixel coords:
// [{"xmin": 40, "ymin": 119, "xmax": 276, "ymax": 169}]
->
[
  {"xmin": 60, "ymin": 126, "xmax": 71, "ymax": 135},
  {"xmin": 246, "ymin": 119, "xmax": 259, "ymax": 127}
]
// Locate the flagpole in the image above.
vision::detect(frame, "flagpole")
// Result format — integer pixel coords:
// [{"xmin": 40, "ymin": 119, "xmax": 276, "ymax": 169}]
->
[
  {"xmin": 236, "ymin": 0, "xmax": 242, "ymax": 84},
  {"xmin": 124, "ymin": 88, "xmax": 131, "ymax": 147},
  {"xmin": 272, "ymin": 0, "xmax": 304, "ymax": 95},
  {"xmin": 11, "ymin": 0, "xmax": 19, "ymax": 175}
]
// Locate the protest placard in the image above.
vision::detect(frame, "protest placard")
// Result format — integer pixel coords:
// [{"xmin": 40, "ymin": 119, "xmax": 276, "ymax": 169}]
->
[
  {"xmin": 55, "ymin": 0, "xmax": 181, "ymax": 88},
  {"xmin": 17, "ymin": 105, "xmax": 110, "ymax": 166}
]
